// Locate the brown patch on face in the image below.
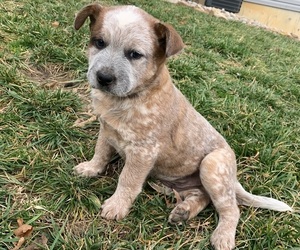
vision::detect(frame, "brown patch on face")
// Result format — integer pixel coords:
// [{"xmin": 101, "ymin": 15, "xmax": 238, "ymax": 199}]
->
[
  {"xmin": 89, "ymin": 7, "xmax": 111, "ymax": 42},
  {"xmin": 154, "ymin": 22, "xmax": 184, "ymax": 58},
  {"xmin": 74, "ymin": 3, "xmax": 103, "ymax": 31},
  {"xmin": 136, "ymin": 20, "xmax": 185, "ymax": 94},
  {"xmin": 74, "ymin": 3, "xmax": 109, "ymax": 53}
]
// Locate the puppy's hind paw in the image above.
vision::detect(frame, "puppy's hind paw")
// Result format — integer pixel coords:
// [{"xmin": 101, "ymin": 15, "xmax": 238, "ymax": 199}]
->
[
  {"xmin": 168, "ymin": 202, "xmax": 190, "ymax": 224},
  {"xmin": 73, "ymin": 161, "xmax": 103, "ymax": 177}
]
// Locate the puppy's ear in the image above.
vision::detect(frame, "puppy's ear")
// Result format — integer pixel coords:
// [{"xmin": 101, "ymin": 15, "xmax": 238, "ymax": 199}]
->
[
  {"xmin": 154, "ymin": 22, "xmax": 184, "ymax": 57},
  {"xmin": 74, "ymin": 3, "xmax": 103, "ymax": 30}
]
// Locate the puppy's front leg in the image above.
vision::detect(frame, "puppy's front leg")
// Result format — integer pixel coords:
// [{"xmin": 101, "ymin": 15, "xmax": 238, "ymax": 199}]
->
[
  {"xmin": 74, "ymin": 128, "xmax": 115, "ymax": 177},
  {"xmin": 101, "ymin": 146, "xmax": 156, "ymax": 220}
]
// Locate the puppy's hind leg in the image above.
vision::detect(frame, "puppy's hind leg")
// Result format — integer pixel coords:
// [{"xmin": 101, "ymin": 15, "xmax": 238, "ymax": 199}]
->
[
  {"xmin": 200, "ymin": 148, "xmax": 239, "ymax": 250},
  {"xmin": 74, "ymin": 128, "xmax": 115, "ymax": 177},
  {"xmin": 169, "ymin": 188, "xmax": 210, "ymax": 224}
]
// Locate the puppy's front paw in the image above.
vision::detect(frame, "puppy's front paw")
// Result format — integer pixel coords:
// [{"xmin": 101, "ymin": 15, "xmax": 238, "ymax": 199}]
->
[
  {"xmin": 73, "ymin": 161, "xmax": 103, "ymax": 177},
  {"xmin": 168, "ymin": 202, "xmax": 190, "ymax": 224},
  {"xmin": 101, "ymin": 195, "xmax": 131, "ymax": 220},
  {"xmin": 210, "ymin": 227, "xmax": 235, "ymax": 250}
]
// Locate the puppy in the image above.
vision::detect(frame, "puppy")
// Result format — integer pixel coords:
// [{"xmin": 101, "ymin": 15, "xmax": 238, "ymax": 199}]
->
[{"xmin": 73, "ymin": 3, "xmax": 292, "ymax": 250}]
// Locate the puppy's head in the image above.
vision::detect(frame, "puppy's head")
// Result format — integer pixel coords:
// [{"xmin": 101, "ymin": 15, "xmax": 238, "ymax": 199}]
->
[{"xmin": 75, "ymin": 3, "xmax": 184, "ymax": 97}]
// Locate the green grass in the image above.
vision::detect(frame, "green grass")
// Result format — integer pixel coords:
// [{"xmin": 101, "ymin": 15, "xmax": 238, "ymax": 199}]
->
[{"xmin": 0, "ymin": 0, "xmax": 299, "ymax": 249}]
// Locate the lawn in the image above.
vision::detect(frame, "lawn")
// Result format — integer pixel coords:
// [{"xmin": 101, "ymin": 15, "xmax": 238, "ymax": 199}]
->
[{"xmin": 0, "ymin": 0, "xmax": 299, "ymax": 249}]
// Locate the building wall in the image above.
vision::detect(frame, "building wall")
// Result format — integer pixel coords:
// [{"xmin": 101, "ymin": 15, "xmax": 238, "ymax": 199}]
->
[
  {"xmin": 239, "ymin": 1, "xmax": 300, "ymax": 38},
  {"xmin": 245, "ymin": 0, "xmax": 300, "ymax": 12}
]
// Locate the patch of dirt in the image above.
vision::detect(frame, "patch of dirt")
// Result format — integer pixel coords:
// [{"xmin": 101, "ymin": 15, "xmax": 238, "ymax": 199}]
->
[
  {"xmin": 22, "ymin": 63, "xmax": 83, "ymax": 90},
  {"xmin": 22, "ymin": 63, "xmax": 96, "ymax": 127}
]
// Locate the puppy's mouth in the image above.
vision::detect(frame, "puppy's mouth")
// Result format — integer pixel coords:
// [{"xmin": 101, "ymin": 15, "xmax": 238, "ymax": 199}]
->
[{"xmin": 93, "ymin": 83, "xmax": 120, "ymax": 96}]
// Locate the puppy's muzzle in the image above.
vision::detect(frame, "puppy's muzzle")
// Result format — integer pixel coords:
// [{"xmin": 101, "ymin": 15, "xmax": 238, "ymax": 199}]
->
[{"xmin": 96, "ymin": 71, "xmax": 116, "ymax": 87}]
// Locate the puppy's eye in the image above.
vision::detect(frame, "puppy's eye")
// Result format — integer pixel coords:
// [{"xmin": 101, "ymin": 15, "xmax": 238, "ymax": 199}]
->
[
  {"xmin": 93, "ymin": 38, "xmax": 106, "ymax": 50},
  {"xmin": 127, "ymin": 50, "xmax": 143, "ymax": 60}
]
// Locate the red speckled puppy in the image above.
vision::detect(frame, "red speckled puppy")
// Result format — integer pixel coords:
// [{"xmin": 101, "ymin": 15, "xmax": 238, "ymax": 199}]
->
[{"xmin": 73, "ymin": 3, "xmax": 292, "ymax": 250}]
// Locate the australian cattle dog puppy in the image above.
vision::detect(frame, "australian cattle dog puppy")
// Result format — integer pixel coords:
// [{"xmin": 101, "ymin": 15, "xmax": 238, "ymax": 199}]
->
[{"xmin": 73, "ymin": 3, "xmax": 292, "ymax": 249}]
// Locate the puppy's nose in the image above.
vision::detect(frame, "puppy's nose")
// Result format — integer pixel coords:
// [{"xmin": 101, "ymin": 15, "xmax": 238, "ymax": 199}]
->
[{"xmin": 96, "ymin": 71, "xmax": 116, "ymax": 86}]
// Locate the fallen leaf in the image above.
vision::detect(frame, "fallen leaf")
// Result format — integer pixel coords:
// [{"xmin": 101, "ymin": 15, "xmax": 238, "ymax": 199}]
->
[
  {"xmin": 14, "ymin": 218, "xmax": 33, "ymax": 237},
  {"xmin": 51, "ymin": 21, "xmax": 59, "ymax": 27},
  {"xmin": 173, "ymin": 189, "xmax": 183, "ymax": 205},
  {"xmin": 147, "ymin": 181, "xmax": 173, "ymax": 195},
  {"xmin": 14, "ymin": 224, "xmax": 33, "ymax": 238},
  {"xmin": 11, "ymin": 237, "xmax": 25, "ymax": 250},
  {"xmin": 40, "ymin": 234, "xmax": 48, "ymax": 245},
  {"xmin": 17, "ymin": 218, "xmax": 23, "ymax": 227},
  {"xmin": 24, "ymin": 234, "xmax": 48, "ymax": 250},
  {"xmin": 73, "ymin": 115, "xmax": 97, "ymax": 128}
]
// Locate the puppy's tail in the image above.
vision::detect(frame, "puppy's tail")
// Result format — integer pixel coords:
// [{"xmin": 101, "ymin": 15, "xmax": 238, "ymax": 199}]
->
[{"xmin": 235, "ymin": 182, "xmax": 293, "ymax": 212}]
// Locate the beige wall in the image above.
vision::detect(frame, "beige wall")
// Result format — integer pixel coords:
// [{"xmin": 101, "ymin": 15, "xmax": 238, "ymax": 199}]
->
[{"xmin": 239, "ymin": 2, "xmax": 300, "ymax": 38}]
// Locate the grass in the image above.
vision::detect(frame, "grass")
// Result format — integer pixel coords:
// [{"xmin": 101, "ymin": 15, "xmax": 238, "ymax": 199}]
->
[{"xmin": 0, "ymin": 0, "xmax": 299, "ymax": 249}]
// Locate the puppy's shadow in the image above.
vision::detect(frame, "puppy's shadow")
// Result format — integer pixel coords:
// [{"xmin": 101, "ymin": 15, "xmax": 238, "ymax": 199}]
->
[{"xmin": 103, "ymin": 154, "xmax": 123, "ymax": 177}]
